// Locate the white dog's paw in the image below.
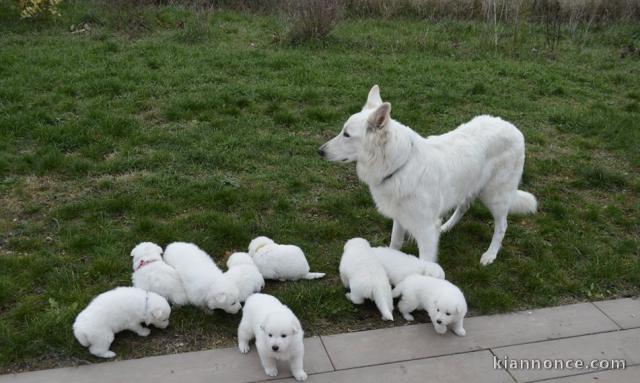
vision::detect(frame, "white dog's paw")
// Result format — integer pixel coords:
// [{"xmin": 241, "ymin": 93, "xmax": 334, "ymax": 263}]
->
[
  {"xmin": 293, "ymin": 370, "xmax": 308, "ymax": 381},
  {"xmin": 264, "ymin": 367, "xmax": 278, "ymax": 377},
  {"xmin": 433, "ymin": 324, "xmax": 448, "ymax": 335},
  {"xmin": 94, "ymin": 350, "xmax": 116, "ymax": 358},
  {"xmin": 480, "ymin": 252, "xmax": 497, "ymax": 266},
  {"xmin": 454, "ymin": 327, "xmax": 466, "ymax": 337},
  {"xmin": 402, "ymin": 313, "xmax": 415, "ymax": 321},
  {"xmin": 136, "ymin": 327, "xmax": 151, "ymax": 337},
  {"xmin": 238, "ymin": 342, "xmax": 250, "ymax": 354}
]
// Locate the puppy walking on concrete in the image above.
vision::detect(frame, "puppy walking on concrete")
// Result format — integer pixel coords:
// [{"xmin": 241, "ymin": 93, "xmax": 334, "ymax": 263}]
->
[
  {"xmin": 393, "ymin": 274, "xmax": 467, "ymax": 336},
  {"xmin": 237, "ymin": 293, "xmax": 307, "ymax": 381}
]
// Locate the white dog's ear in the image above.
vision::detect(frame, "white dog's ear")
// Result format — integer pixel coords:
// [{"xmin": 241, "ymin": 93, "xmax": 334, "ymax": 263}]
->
[
  {"xmin": 364, "ymin": 85, "xmax": 383, "ymax": 109},
  {"xmin": 291, "ymin": 319, "xmax": 302, "ymax": 334},
  {"xmin": 455, "ymin": 304, "xmax": 464, "ymax": 315},
  {"xmin": 367, "ymin": 102, "xmax": 391, "ymax": 131},
  {"xmin": 216, "ymin": 293, "xmax": 227, "ymax": 304},
  {"xmin": 152, "ymin": 308, "xmax": 163, "ymax": 320}
]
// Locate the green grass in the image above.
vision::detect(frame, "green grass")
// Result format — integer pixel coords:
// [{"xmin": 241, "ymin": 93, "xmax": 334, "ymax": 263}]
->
[{"xmin": 1, "ymin": 2, "xmax": 639, "ymax": 373}]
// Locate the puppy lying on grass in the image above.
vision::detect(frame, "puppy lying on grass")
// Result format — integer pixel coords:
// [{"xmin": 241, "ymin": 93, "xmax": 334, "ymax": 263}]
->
[
  {"xmin": 373, "ymin": 246, "xmax": 445, "ymax": 286},
  {"xmin": 130, "ymin": 242, "xmax": 188, "ymax": 305},
  {"xmin": 392, "ymin": 274, "xmax": 467, "ymax": 336},
  {"xmin": 225, "ymin": 252, "xmax": 265, "ymax": 302},
  {"xmin": 248, "ymin": 236, "xmax": 325, "ymax": 281},
  {"xmin": 238, "ymin": 293, "xmax": 307, "ymax": 381},
  {"xmin": 164, "ymin": 242, "xmax": 241, "ymax": 314},
  {"xmin": 73, "ymin": 287, "xmax": 171, "ymax": 358},
  {"xmin": 339, "ymin": 237, "xmax": 394, "ymax": 321}
]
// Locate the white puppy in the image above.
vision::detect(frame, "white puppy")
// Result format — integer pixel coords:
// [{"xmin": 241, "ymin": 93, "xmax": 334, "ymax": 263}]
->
[
  {"xmin": 248, "ymin": 236, "xmax": 325, "ymax": 281},
  {"xmin": 130, "ymin": 242, "xmax": 189, "ymax": 305},
  {"xmin": 392, "ymin": 274, "xmax": 467, "ymax": 336},
  {"xmin": 225, "ymin": 252, "xmax": 265, "ymax": 302},
  {"xmin": 373, "ymin": 246, "xmax": 445, "ymax": 286},
  {"xmin": 238, "ymin": 293, "xmax": 307, "ymax": 381},
  {"xmin": 339, "ymin": 238, "xmax": 394, "ymax": 321},
  {"xmin": 73, "ymin": 287, "xmax": 171, "ymax": 358},
  {"xmin": 163, "ymin": 242, "xmax": 241, "ymax": 314}
]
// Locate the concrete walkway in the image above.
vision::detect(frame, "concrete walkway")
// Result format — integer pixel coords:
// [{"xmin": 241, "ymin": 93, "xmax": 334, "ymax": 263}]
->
[{"xmin": 2, "ymin": 298, "xmax": 639, "ymax": 383}]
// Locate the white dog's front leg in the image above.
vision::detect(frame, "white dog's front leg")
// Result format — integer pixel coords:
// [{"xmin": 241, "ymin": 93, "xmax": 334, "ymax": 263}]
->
[
  {"xmin": 290, "ymin": 354, "xmax": 307, "ymax": 381},
  {"xmin": 452, "ymin": 318, "xmax": 466, "ymax": 337},
  {"xmin": 131, "ymin": 323, "xmax": 151, "ymax": 337},
  {"xmin": 416, "ymin": 222, "xmax": 440, "ymax": 262},
  {"xmin": 390, "ymin": 220, "xmax": 406, "ymax": 250},
  {"xmin": 259, "ymin": 353, "xmax": 278, "ymax": 377}
]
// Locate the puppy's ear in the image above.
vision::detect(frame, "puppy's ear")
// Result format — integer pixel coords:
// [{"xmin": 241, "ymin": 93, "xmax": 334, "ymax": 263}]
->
[
  {"xmin": 152, "ymin": 308, "xmax": 163, "ymax": 320},
  {"xmin": 291, "ymin": 319, "xmax": 302, "ymax": 335},
  {"xmin": 455, "ymin": 304, "xmax": 464, "ymax": 315},
  {"xmin": 364, "ymin": 85, "xmax": 383, "ymax": 110},
  {"xmin": 367, "ymin": 102, "xmax": 391, "ymax": 131},
  {"xmin": 216, "ymin": 293, "xmax": 227, "ymax": 304}
]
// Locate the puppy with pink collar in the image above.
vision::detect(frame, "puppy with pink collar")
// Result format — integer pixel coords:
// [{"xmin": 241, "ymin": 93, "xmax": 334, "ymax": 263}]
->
[{"xmin": 131, "ymin": 242, "xmax": 188, "ymax": 306}]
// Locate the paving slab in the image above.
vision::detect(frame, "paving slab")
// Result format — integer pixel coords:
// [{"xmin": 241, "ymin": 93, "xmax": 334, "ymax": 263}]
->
[
  {"xmin": 0, "ymin": 337, "xmax": 333, "ymax": 383},
  {"xmin": 535, "ymin": 365, "xmax": 640, "ymax": 383},
  {"xmin": 263, "ymin": 350, "xmax": 513, "ymax": 383},
  {"xmin": 321, "ymin": 302, "xmax": 617, "ymax": 370},
  {"xmin": 593, "ymin": 298, "xmax": 640, "ymax": 329},
  {"xmin": 492, "ymin": 328, "xmax": 640, "ymax": 382}
]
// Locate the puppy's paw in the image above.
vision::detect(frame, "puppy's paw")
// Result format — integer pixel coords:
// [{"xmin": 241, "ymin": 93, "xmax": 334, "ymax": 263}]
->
[
  {"xmin": 94, "ymin": 350, "xmax": 116, "ymax": 358},
  {"xmin": 264, "ymin": 367, "xmax": 278, "ymax": 377},
  {"xmin": 454, "ymin": 327, "xmax": 466, "ymax": 337},
  {"xmin": 238, "ymin": 342, "xmax": 250, "ymax": 354},
  {"xmin": 480, "ymin": 252, "xmax": 497, "ymax": 266},
  {"xmin": 136, "ymin": 327, "xmax": 151, "ymax": 337},
  {"xmin": 293, "ymin": 370, "xmax": 308, "ymax": 381},
  {"xmin": 402, "ymin": 313, "xmax": 415, "ymax": 321}
]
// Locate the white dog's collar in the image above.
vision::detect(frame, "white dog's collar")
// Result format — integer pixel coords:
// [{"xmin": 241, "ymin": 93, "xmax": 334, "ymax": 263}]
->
[
  {"xmin": 135, "ymin": 259, "xmax": 159, "ymax": 271},
  {"xmin": 380, "ymin": 141, "xmax": 414, "ymax": 185}
]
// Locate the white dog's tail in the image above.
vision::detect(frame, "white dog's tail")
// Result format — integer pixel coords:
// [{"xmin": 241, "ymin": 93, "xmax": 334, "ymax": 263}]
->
[
  {"xmin": 303, "ymin": 272, "xmax": 326, "ymax": 280},
  {"xmin": 509, "ymin": 190, "xmax": 537, "ymax": 215},
  {"xmin": 373, "ymin": 284, "xmax": 394, "ymax": 321}
]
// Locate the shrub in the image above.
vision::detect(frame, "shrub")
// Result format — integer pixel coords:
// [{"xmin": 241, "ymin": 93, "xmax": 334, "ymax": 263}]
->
[
  {"xmin": 18, "ymin": 0, "xmax": 62, "ymax": 19},
  {"xmin": 282, "ymin": 0, "xmax": 345, "ymax": 42}
]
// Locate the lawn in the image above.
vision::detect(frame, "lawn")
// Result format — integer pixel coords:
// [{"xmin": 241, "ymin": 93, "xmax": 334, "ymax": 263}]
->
[{"xmin": 1, "ymin": 2, "xmax": 639, "ymax": 373}]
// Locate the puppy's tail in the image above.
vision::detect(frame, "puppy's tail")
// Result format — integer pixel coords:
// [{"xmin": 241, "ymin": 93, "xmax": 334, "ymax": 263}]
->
[
  {"xmin": 509, "ymin": 190, "xmax": 537, "ymax": 215},
  {"xmin": 303, "ymin": 272, "xmax": 325, "ymax": 280},
  {"xmin": 373, "ymin": 284, "xmax": 394, "ymax": 321}
]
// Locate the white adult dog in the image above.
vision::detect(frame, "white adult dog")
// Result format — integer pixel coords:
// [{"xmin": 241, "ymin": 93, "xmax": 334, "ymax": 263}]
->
[
  {"xmin": 164, "ymin": 242, "xmax": 241, "ymax": 314},
  {"xmin": 392, "ymin": 275, "xmax": 467, "ymax": 336},
  {"xmin": 248, "ymin": 236, "xmax": 325, "ymax": 281},
  {"xmin": 238, "ymin": 293, "xmax": 307, "ymax": 381},
  {"xmin": 318, "ymin": 85, "xmax": 537, "ymax": 265},
  {"xmin": 339, "ymin": 238, "xmax": 394, "ymax": 321},
  {"xmin": 130, "ymin": 242, "xmax": 189, "ymax": 305},
  {"xmin": 373, "ymin": 246, "xmax": 445, "ymax": 286},
  {"xmin": 225, "ymin": 252, "xmax": 265, "ymax": 302},
  {"xmin": 73, "ymin": 287, "xmax": 171, "ymax": 358}
]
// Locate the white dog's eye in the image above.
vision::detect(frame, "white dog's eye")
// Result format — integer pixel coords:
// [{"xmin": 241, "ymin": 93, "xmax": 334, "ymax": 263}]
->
[
  {"xmin": 446, "ymin": 312, "xmax": 450, "ymax": 316},
  {"xmin": 281, "ymin": 334, "xmax": 287, "ymax": 338},
  {"xmin": 343, "ymin": 131, "xmax": 350, "ymax": 138},
  {"xmin": 269, "ymin": 333, "xmax": 273, "ymax": 337},
  {"xmin": 436, "ymin": 308, "xmax": 440, "ymax": 312}
]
